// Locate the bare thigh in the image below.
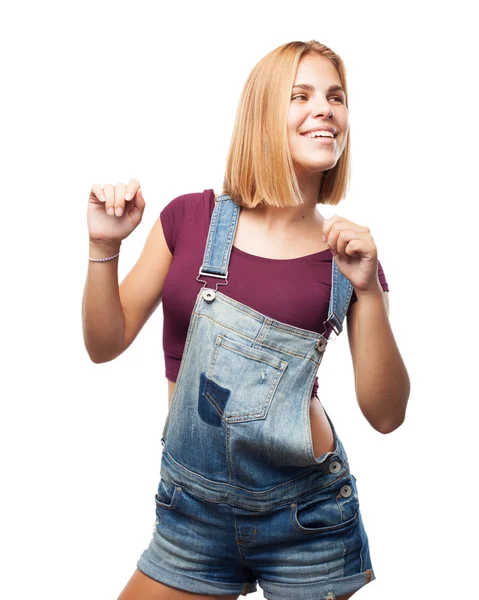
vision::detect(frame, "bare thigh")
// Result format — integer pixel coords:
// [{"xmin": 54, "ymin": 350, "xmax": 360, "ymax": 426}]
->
[
  {"xmin": 117, "ymin": 568, "xmax": 360, "ymax": 599},
  {"xmin": 117, "ymin": 568, "xmax": 239, "ymax": 600}
]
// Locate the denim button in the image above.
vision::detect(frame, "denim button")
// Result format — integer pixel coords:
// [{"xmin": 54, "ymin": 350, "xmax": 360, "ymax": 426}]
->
[
  {"xmin": 340, "ymin": 485, "xmax": 352, "ymax": 498},
  {"xmin": 315, "ymin": 338, "xmax": 327, "ymax": 352},
  {"xmin": 202, "ymin": 289, "xmax": 216, "ymax": 302},
  {"xmin": 329, "ymin": 461, "xmax": 341, "ymax": 474}
]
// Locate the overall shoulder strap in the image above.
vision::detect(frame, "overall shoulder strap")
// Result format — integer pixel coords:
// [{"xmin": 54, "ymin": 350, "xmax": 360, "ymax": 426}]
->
[
  {"xmin": 198, "ymin": 193, "xmax": 239, "ymax": 281},
  {"xmin": 198, "ymin": 195, "xmax": 354, "ymax": 338},
  {"xmin": 323, "ymin": 259, "xmax": 354, "ymax": 339}
]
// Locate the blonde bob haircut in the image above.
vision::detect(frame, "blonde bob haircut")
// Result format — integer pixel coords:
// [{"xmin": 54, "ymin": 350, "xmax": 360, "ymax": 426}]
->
[{"xmin": 222, "ymin": 40, "xmax": 350, "ymax": 209}]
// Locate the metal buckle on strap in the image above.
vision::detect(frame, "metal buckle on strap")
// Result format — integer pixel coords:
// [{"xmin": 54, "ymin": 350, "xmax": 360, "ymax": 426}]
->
[
  {"xmin": 197, "ymin": 268, "xmax": 228, "ymax": 279},
  {"xmin": 196, "ymin": 268, "xmax": 229, "ymax": 292},
  {"xmin": 323, "ymin": 313, "xmax": 341, "ymax": 341}
]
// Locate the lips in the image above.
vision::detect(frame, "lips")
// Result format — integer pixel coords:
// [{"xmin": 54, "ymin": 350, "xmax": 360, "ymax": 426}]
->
[
  {"xmin": 300, "ymin": 126, "xmax": 337, "ymax": 136},
  {"xmin": 300, "ymin": 131, "xmax": 336, "ymax": 139},
  {"xmin": 300, "ymin": 133, "xmax": 336, "ymax": 145}
]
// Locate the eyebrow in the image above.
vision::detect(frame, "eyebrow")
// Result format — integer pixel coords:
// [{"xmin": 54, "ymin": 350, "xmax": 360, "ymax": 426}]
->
[{"xmin": 292, "ymin": 84, "xmax": 345, "ymax": 95}]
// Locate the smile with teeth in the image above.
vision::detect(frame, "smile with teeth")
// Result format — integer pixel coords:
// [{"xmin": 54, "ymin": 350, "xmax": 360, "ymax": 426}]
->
[{"xmin": 301, "ymin": 131, "xmax": 335, "ymax": 139}]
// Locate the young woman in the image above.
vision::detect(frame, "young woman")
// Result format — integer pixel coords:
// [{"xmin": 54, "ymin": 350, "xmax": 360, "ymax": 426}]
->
[{"xmin": 83, "ymin": 40, "xmax": 409, "ymax": 600}]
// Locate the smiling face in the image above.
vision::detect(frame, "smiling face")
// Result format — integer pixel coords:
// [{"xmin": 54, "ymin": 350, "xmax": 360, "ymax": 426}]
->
[{"xmin": 287, "ymin": 53, "xmax": 350, "ymax": 179}]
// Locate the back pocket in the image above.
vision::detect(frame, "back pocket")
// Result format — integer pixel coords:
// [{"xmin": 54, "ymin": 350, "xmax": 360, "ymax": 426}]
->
[{"xmin": 202, "ymin": 333, "xmax": 288, "ymax": 423}]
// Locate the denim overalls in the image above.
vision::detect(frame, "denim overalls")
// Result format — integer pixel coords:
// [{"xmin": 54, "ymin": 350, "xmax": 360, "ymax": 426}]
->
[{"xmin": 137, "ymin": 194, "xmax": 376, "ymax": 599}]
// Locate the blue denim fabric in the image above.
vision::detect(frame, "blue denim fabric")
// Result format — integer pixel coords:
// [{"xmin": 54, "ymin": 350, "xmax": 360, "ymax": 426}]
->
[{"xmin": 137, "ymin": 195, "xmax": 376, "ymax": 599}]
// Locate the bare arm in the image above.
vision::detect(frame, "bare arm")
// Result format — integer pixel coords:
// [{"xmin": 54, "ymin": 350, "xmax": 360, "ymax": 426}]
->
[
  {"xmin": 347, "ymin": 286, "xmax": 410, "ymax": 434},
  {"xmin": 82, "ymin": 217, "xmax": 173, "ymax": 363},
  {"xmin": 82, "ymin": 240, "xmax": 124, "ymax": 363}
]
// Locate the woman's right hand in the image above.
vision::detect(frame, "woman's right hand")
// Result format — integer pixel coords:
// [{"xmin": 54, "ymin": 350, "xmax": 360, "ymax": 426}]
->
[{"xmin": 87, "ymin": 179, "xmax": 146, "ymax": 245}]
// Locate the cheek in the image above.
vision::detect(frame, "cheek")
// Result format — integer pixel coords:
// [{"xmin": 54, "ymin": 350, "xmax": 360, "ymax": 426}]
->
[
  {"xmin": 286, "ymin": 123, "xmax": 298, "ymax": 144},
  {"xmin": 287, "ymin": 132, "xmax": 302, "ymax": 154},
  {"xmin": 286, "ymin": 120, "xmax": 297, "ymax": 139},
  {"xmin": 340, "ymin": 112, "xmax": 350, "ymax": 133},
  {"xmin": 287, "ymin": 106, "xmax": 303, "ymax": 130}
]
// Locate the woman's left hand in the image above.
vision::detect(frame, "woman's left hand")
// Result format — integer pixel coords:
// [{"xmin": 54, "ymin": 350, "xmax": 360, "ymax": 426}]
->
[{"xmin": 322, "ymin": 215, "xmax": 381, "ymax": 294}]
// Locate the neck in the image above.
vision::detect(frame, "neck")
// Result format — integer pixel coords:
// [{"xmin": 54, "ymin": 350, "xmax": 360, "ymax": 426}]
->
[{"xmin": 248, "ymin": 172, "xmax": 323, "ymax": 233}]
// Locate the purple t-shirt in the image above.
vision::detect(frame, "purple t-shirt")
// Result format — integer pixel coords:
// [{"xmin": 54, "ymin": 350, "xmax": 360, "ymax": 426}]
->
[{"xmin": 160, "ymin": 189, "xmax": 389, "ymax": 399}]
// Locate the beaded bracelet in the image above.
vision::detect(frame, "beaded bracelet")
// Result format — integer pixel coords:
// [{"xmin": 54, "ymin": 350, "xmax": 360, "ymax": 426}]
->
[{"xmin": 89, "ymin": 242, "xmax": 122, "ymax": 262}]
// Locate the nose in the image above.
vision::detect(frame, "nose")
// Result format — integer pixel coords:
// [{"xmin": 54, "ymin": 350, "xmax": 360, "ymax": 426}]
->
[{"xmin": 312, "ymin": 96, "xmax": 334, "ymax": 119}]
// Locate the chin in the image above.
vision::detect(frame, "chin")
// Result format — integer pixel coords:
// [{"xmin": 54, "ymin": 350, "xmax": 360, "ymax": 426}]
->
[{"xmin": 294, "ymin": 161, "xmax": 336, "ymax": 176}]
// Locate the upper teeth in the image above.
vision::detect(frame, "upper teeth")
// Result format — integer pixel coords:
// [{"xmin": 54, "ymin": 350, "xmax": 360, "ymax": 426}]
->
[{"xmin": 303, "ymin": 130, "xmax": 334, "ymax": 138}]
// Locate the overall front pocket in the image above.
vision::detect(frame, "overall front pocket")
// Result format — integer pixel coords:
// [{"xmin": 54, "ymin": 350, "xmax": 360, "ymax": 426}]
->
[
  {"xmin": 202, "ymin": 333, "xmax": 288, "ymax": 423},
  {"xmin": 155, "ymin": 473, "xmax": 183, "ymax": 512},
  {"xmin": 290, "ymin": 473, "xmax": 360, "ymax": 535}
]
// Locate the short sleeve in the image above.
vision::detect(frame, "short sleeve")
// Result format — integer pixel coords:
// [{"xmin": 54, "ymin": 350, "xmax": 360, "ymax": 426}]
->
[
  {"xmin": 159, "ymin": 194, "xmax": 187, "ymax": 255},
  {"xmin": 350, "ymin": 259, "xmax": 389, "ymax": 304}
]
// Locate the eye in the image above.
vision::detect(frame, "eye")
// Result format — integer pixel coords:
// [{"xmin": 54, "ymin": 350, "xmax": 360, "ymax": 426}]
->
[{"xmin": 291, "ymin": 95, "xmax": 345, "ymax": 103}]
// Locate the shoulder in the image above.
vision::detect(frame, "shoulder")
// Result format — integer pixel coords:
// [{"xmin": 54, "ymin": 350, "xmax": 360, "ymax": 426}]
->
[
  {"xmin": 161, "ymin": 189, "xmax": 215, "ymax": 215},
  {"xmin": 159, "ymin": 190, "xmax": 216, "ymax": 254}
]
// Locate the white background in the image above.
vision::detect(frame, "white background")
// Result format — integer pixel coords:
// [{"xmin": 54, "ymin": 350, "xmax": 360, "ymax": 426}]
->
[{"xmin": 1, "ymin": 1, "xmax": 477, "ymax": 598}]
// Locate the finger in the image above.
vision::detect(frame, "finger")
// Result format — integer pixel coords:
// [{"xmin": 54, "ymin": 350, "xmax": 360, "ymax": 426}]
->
[
  {"xmin": 323, "ymin": 217, "xmax": 367, "ymax": 235},
  {"xmin": 124, "ymin": 178, "xmax": 140, "ymax": 202},
  {"xmin": 323, "ymin": 220, "xmax": 344, "ymax": 253},
  {"xmin": 322, "ymin": 215, "xmax": 340, "ymax": 233},
  {"xmin": 135, "ymin": 187, "xmax": 146, "ymax": 211},
  {"xmin": 127, "ymin": 187, "xmax": 146, "ymax": 221},
  {"xmin": 337, "ymin": 230, "xmax": 371, "ymax": 256},
  {"xmin": 90, "ymin": 183, "xmax": 106, "ymax": 203},
  {"xmin": 327, "ymin": 225, "xmax": 356, "ymax": 255},
  {"xmin": 322, "ymin": 215, "xmax": 343, "ymax": 242},
  {"xmin": 103, "ymin": 184, "xmax": 115, "ymax": 215},
  {"xmin": 344, "ymin": 238, "xmax": 368, "ymax": 257},
  {"xmin": 114, "ymin": 182, "xmax": 127, "ymax": 217},
  {"xmin": 323, "ymin": 219, "xmax": 369, "ymax": 247},
  {"xmin": 336, "ymin": 229, "xmax": 353, "ymax": 256}
]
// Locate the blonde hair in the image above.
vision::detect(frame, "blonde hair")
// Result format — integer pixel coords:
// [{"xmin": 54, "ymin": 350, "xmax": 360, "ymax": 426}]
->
[{"xmin": 221, "ymin": 40, "xmax": 351, "ymax": 208}]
